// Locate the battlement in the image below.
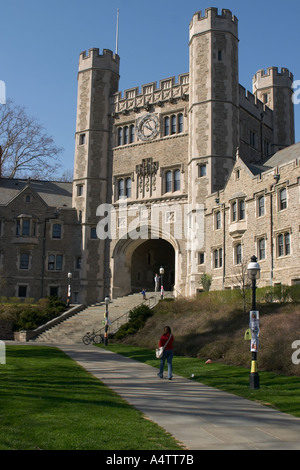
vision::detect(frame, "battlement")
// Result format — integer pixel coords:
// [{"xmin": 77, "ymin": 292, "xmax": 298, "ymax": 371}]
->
[
  {"xmin": 78, "ymin": 48, "xmax": 120, "ymax": 74},
  {"xmin": 239, "ymin": 85, "xmax": 273, "ymax": 125},
  {"xmin": 189, "ymin": 7, "xmax": 238, "ymax": 38},
  {"xmin": 112, "ymin": 74, "xmax": 189, "ymax": 115},
  {"xmin": 253, "ymin": 67, "xmax": 294, "ymax": 85},
  {"xmin": 192, "ymin": 7, "xmax": 238, "ymax": 24}
]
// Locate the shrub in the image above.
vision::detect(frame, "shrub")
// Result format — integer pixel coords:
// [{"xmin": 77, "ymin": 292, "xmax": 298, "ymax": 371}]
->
[{"xmin": 115, "ymin": 305, "xmax": 153, "ymax": 340}]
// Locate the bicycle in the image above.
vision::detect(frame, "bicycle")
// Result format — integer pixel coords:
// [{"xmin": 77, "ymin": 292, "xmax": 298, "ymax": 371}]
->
[{"xmin": 82, "ymin": 329, "xmax": 103, "ymax": 345}]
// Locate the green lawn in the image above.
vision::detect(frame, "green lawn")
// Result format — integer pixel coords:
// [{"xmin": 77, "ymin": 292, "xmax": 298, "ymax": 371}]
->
[
  {"xmin": 0, "ymin": 345, "xmax": 183, "ymax": 450},
  {"xmin": 101, "ymin": 343, "xmax": 300, "ymax": 419}
]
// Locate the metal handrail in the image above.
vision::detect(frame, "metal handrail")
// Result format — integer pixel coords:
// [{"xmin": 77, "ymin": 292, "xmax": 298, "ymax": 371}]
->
[{"xmin": 94, "ymin": 294, "xmax": 159, "ymax": 336}]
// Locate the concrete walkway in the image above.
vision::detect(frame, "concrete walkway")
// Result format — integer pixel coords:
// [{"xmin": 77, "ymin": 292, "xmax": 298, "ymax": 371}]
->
[{"xmin": 51, "ymin": 343, "xmax": 300, "ymax": 450}]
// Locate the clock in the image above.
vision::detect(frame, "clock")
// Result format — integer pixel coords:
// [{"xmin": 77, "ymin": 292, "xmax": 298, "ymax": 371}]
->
[{"xmin": 136, "ymin": 114, "xmax": 160, "ymax": 141}]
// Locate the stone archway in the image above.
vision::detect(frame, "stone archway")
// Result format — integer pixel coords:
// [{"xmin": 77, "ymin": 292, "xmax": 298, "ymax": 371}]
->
[{"xmin": 111, "ymin": 228, "xmax": 179, "ymax": 298}]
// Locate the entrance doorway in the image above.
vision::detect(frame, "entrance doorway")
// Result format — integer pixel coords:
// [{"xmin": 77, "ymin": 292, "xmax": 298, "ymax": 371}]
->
[{"xmin": 131, "ymin": 239, "xmax": 175, "ymax": 292}]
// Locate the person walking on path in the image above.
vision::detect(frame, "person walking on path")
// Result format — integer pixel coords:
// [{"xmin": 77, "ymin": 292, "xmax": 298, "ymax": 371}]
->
[{"xmin": 157, "ymin": 326, "xmax": 174, "ymax": 380}]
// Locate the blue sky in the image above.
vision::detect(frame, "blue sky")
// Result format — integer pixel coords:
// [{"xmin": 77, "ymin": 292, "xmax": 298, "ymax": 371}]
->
[{"xmin": 1, "ymin": 0, "xmax": 299, "ymax": 176}]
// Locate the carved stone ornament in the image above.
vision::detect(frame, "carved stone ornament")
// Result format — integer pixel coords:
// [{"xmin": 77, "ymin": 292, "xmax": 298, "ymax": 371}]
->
[{"xmin": 136, "ymin": 158, "xmax": 159, "ymax": 196}]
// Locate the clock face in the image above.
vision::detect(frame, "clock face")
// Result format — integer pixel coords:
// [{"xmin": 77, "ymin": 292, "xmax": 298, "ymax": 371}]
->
[{"xmin": 136, "ymin": 114, "xmax": 160, "ymax": 141}]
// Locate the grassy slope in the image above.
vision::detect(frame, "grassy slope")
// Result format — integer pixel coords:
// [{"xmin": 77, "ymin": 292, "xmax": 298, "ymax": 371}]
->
[{"xmin": 119, "ymin": 294, "xmax": 300, "ymax": 377}]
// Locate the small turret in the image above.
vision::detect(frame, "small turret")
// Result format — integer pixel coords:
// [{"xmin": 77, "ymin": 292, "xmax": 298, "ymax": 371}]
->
[{"xmin": 253, "ymin": 67, "xmax": 295, "ymax": 152}]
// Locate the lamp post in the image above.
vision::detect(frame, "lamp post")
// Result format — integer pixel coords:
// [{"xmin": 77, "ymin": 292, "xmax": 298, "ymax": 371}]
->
[
  {"xmin": 159, "ymin": 266, "xmax": 164, "ymax": 300},
  {"xmin": 247, "ymin": 255, "xmax": 261, "ymax": 390},
  {"xmin": 104, "ymin": 296, "xmax": 110, "ymax": 346},
  {"xmin": 66, "ymin": 272, "xmax": 72, "ymax": 307}
]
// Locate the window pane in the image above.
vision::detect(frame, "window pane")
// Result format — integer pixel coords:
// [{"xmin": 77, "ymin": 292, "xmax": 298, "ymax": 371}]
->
[
  {"xmin": 171, "ymin": 115, "xmax": 176, "ymax": 134},
  {"xmin": 199, "ymin": 164, "xmax": 206, "ymax": 177},
  {"xmin": 285, "ymin": 233, "xmax": 290, "ymax": 255},
  {"xmin": 236, "ymin": 244, "xmax": 242, "ymax": 264},
  {"xmin": 126, "ymin": 178, "xmax": 132, "ymax": 197},
  {"xmin": 90, "ymin": 227, "xmax": 97, "ymax": 239},
  {"xmin": 52, "ymin": 224, "xmax": 61, "ymax": 239},
  {"xmin": 239, "ymin": 200, "xmax": 245, "ymax": 220},
  {"xmin": 174, "ymin": 169, "xmax": 180, "ymax": 191},
  {"xmin": 130, "ymin": 125, "xmax": 135, "ymax": 143},
  {"xmin": 48, "ymin": 254, "xmax": 55, "ymax": 270},
  {"xmin": 22, "ymin": 220, "xmax": 30, "ymax": 236},
  {"xmin": 258, "ymin": 196, "xmax": 265, "ymax": 217},
  {"xmin": 118, "ymin": 179, "xmax": 125, "ymax": 198},
  {"xmin": 259, "ymin": 239, "xmax": 265, "ymax": 260},
  {"xmin": 18, "ymin": 285, "xmax": 27, "ymax": 298},
  {"xmin": 214, "ymin": 250, "xmax": 219, "ymax": 268},
  {"xmin": 280, "ymin": 188, "xmax": 287, "ymax": 210},
  {"xmin": 232, "ymin": 202, "xmax": 237, "ymax": 221},
  {"xmin": 178, "ymin": 114, "xmax": 183, "ymax": 133},
  {"xmin": 216, "ymin": 211, "xmax": 221, "ymax": 229},
  {"xmin": 165, "ymin": 171, "xmax": 172, "ymax": 192},
  {"xmin": 20, "ymin": 253, "xmax": 29, "ymax": 269},
  {"xmin": 164, "ymin": 117, "xmax": 170, "ymax": 136},
  {"xmin": 118, "ymin": 128, "xmax": 122, "ymax": 146},
  {"xmin": 56, "ymin": 255, "xmax": 63, "ymax": 271},
  {"xmin": 124, "ymin": 126, "xmax": 129, "ymax": 145},
  {"xmin": 278, "ymin": 234, "xmax": 284, "ymax": 257}
]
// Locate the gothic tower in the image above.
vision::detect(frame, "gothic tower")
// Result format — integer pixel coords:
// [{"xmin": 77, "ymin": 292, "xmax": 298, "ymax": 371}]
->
[
  {"xmin": 72, "ymin": 48, "xmax": 120, "ymax": 304},
  {"xmin": 188, "ymin": 8, "xmax": 239, "ymax": 202},
  {"xmin": 253, "ymin": 67, "xmax": 295, "ymax": 154}
]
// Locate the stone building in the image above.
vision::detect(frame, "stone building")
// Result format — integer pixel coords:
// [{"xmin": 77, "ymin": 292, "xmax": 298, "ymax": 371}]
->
[
  {"xmin": 0, "ymin": 7, "xmax": 298, "ymax": 304},
  {"xmin": 0, "ymin": 179, "xmax": 81, "ymax": 301}
]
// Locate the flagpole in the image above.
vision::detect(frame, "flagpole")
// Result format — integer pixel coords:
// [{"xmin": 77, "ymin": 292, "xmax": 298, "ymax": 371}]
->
[{"xmin": 116, "ymin": 8, "xmax": 119, "ymax": 55}]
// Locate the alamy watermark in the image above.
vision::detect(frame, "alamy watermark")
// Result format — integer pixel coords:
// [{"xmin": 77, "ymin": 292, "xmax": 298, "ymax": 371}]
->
[
  {"xmin": 292, "ymin": 80, "xmax": 300, "ymax": 105},
  {"xmin": 95, "ymin": 201, "xmax": 205, "ymax": 250},
  {"xmin": 292, "ymin": 340, "xmax": 300, "ymax": 365},
  {"xmin": 0, "ymin": 80, "xmax": 6, "ymax": 105},
  {"xmin": 0, "ymin": 341, "xmax": 6, "ymax": 365}
]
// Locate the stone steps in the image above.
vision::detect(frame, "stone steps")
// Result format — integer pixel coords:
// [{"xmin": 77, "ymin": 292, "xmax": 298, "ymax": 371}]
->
[{"xmin": 32, "ymin": 292, "xmax": 163, "ymax": 344}]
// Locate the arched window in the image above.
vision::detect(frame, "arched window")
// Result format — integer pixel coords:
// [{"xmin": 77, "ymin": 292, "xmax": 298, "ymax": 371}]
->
[
  {"xmin": 123, "ymin": 126, "xmax": 129, "ymax": 145},
  {"xmin": 164, "ymin": 117, "xmax": 170, "ymax": 136},
  {"xmin": 171, "ymin": 115, "xmax": 177, "ymax": 134}
]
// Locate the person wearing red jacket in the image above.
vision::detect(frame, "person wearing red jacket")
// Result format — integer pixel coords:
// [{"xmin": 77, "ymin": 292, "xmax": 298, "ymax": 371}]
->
[{"xmin": 157, "ymin": 326, "xmax": 174, "ymax": 380}]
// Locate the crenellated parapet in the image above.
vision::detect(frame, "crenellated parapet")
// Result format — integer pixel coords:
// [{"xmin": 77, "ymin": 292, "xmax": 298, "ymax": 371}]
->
[
  {"xmin": 253, "ymin": 66, "xmax": 294, "ymax": 87},
  {"xmin": 239, "ymin": 85, "xmax": 273, "ymax": 125},
  {"xmin": 189, "ymin": 7, "xmax": 238, "ymax": 40},
  {"xmin": 112, "ymin": 74, "xmax": 189, "ymax": 115},
  {"xmin": 78, "ymin": 48, "xmax": 120, "ymax": 74}
]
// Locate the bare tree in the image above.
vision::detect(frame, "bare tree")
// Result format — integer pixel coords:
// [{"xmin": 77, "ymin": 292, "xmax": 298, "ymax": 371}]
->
[
  {"xmin": 0, "ymin": 99, "xmax": 63, "ymax": 179},
  {"xmin": 233, "ymin": 260, "xmax": 251, "ymax": 314}
]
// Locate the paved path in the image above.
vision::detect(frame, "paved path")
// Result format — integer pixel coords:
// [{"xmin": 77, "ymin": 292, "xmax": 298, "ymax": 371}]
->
[{"xmin": 52, "ymin": 343, "xmax": 300, "ymax": 450}]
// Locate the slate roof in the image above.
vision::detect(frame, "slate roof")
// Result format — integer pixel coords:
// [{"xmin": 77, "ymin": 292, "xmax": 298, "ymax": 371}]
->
[
  {"xmin": 244, "ymin": 141, "xmax": 300, "ymax": 176},
  {"xmin": 0, "ymin": 178, "xmax": 73, "ymax": 208}
]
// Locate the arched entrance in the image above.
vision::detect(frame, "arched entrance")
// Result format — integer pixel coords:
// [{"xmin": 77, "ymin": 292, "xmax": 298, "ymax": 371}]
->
[
  {"xmin": 111, "ymin": 231, "xmax": 178, "ymax": 298},
  {"xmin": 131, "ymin": 239, "xmax": 175, "ymax": 292}
]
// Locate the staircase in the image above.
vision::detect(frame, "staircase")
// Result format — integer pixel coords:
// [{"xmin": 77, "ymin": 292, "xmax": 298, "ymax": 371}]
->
[{"xmin": 32, "ymin": 292, "xmax": 163, "ymax": 344}]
